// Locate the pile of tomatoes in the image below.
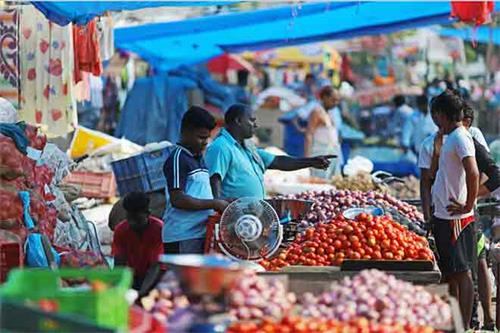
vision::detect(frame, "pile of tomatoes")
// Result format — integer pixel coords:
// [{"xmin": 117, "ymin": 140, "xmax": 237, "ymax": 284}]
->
[
  {"xmin": 260, "ymin": 213, "xmax": 433, "ymax": 271},
  {"xmin": 227, "ymin": 316, "xmax": 439, "ymax": 333}
]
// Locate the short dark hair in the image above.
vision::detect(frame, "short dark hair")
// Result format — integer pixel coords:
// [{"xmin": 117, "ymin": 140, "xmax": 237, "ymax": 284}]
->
[
  {"xmin": 181, "ymin": 106, "xmax": 216, "ymax": 132},
  {"xmin": 416, "ymin": 95, "xmax": 428, "ymax": 112},
  {"xmin": 319, "ymin": 86, "xmax": 333, "ymax": 99},
  {"xmin": 430, "ymin": 90, "xmax": 464, "ymax": 122},
  {"xmin": 393, "ymin": 95, "xmax": 406, "ymax": 107},
  {"xmin": 224, "ymin": 103, "xmax": 250, "ymax": 125},
  {"xmin": 416, "ymin": 94, "xmax": 428, "ymax": 107},
  {"xmin": 462, "ymin": 102, "xmax": 474, "ymax": 121},
  {"xmin": 123, "ymin": 192, "xmax": 149, "ymax": 214},
  {"xmin": 305, "ymin": 73, "xmax": 316, "ymax": 82}
]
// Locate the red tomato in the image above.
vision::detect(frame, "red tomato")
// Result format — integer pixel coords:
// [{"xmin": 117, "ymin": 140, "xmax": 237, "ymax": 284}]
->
[
  {"xmin": 373, "ymin": 251, "xmax": 382, "ymax": 260},
  {"xmin": 384, "ymin": 251, "xmax": 394, "ymax": 260}
]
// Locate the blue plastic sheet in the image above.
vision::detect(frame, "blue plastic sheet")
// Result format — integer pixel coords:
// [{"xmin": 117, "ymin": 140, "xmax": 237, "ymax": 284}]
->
[
  {"xmin": 115, "ymin": 2, "xmax": 455, "ymax": 70},
  {"xmin": 116, "ymin": 67, "xmax": 240, "ymax": 145},
  {"xmin": 115, "ymin": 74, "xmax": 197, "ymax": 145},
  {"xmin": 438, "ymin": 27, "xmax": 499, "ymax": 45},
  {"xmin": 31, "ymin": 1, "xmax": 242, "ymax": 26}
]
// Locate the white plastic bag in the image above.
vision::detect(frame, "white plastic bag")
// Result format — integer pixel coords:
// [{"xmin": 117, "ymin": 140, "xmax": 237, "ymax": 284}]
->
[{"xmin": 343, "ymin": 156, "xmax": 374, "ymax": 177}]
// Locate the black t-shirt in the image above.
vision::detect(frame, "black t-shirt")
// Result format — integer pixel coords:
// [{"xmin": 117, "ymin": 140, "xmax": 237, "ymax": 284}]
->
[{"xmin": 474, "ymin": 138, "xmax": 500, "ymax": 193}]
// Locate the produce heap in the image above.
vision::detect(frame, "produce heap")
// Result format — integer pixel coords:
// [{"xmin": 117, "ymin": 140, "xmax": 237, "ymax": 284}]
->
[
  {"xmin": 330, "ymin": 173, "xmax": 383, "ymax": 192},
  {"xmin": 299, "ymin": 270, "xmax": 450, "ymax": 327},
  {"xmin": 330, "ymin": 173, "xmax": 420, "ymax": 201},
  {"xmin": 141, "ymin": 270, "xmax": 450, "ymax": 332},
  {"xmin": 260, "ymin": 213, "xmax": 433, "ymax": 271},
  {"xmin": 0, "ymin": 125, "xmax": 52, "ymax": 243},
  {"xmin": 142, "ymin": 270, "xmax": 293, "ymax": 322},
  {"xmin": 0, "ymin": 124, "xmax": 104, "ymax": 268},
  {"xmin": 282, "ymin": 189, "xmax": 425, "ymax": 234},
  {"xmin": 227, "ymin": 317, "xmax": 441, "ymax": 333}
]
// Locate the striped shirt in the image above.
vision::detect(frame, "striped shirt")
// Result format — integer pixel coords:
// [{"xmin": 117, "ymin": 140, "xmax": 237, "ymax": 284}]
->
[{"xmin": 162, "ymin": 145, "xmax": 214, "ymax": 243}]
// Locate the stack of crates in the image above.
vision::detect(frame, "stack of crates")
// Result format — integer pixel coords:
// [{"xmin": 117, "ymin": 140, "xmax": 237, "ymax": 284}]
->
[
  {"xmin": 63, "ymin": 171, "xmax": 116, "ymax": 199},
  {"xmin": 111, "ymin": 146, "xmax": 174, "ymax": 196}
]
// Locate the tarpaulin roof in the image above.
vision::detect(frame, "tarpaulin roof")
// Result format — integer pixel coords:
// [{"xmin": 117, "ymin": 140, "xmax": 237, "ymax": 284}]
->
[
  {"xmin": 438, "ymin": 26, "xmax": 500, "ymax": 45},
  {"xmin": 115, "ymin": 1, "xmax": 456, "ymax": 71},
  {"xmin": 31, "ymin": 1, "xmax": 242, "ymax": 26}
]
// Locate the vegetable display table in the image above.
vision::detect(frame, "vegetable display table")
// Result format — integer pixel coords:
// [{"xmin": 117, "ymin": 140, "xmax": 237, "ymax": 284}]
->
[{"xmin": 260, "ymin": 265, "xmax": 441, "ymax": 295}]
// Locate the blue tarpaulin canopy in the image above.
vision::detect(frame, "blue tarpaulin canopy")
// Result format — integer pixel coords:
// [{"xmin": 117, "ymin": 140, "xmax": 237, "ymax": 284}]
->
[
  {"xmin": 438, "ymin": 26, "xmax": 500, "ymax": 45},
  {"xmin": 31, "ymin": 1, "xmax": 242, "ymax": 26},
  {"xmin": 115, "ymin": 1, "xmax": 455, "ymax": 71}
]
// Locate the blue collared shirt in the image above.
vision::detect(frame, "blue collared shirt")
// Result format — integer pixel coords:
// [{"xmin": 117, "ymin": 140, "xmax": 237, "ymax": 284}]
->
[{"xmin": 205, "ymin": 129, "xmax": 276, "ymax": 199}]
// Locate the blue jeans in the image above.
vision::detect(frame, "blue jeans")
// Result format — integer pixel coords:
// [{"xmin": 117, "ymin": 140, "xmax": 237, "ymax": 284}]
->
[{"xmin": 164, "ymin": 238, "xmax": 205, "ymax": 254}]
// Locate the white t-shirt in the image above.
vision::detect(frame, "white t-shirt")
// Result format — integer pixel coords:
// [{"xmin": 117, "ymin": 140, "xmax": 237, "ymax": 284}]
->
[
  {"xmin": 417, "ymin": 132, "xmax": 448, "ymax": 169},
  {"xmin": 418, "ymin": 133, "xmax": 437, "ymax": 170},
  {"xmin": 431, "ymin": 126, "xmax": 476, "ymax": 220}
]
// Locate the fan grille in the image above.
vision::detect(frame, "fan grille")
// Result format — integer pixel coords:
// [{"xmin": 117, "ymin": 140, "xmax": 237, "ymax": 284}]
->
[{"xmin": 218, "ymin": 197, "xmax": 282, "ymax": 260}]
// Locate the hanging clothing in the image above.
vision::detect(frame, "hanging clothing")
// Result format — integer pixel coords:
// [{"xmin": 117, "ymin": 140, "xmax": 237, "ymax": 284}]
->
[
  {"xmin": 96, "ymin": 16, "xmax": 114, "ymax": 62},
  {"xmin": 89, "ymin": 74, "xmax": 103, "ymax": 109},
  {"xmin": 20, "ymin": 5, "xmax": 77, "ymax": 136},
  {"xmin": 73, "ymin": 71, "xmax": 90, "ymax": 102},
  {"xmin": 0, "ymin": 8, "xmax": 20, "ymax": 110},
  {"xmin": 73, "ymin": 19, "xmax": 102, "ymax": 83}
]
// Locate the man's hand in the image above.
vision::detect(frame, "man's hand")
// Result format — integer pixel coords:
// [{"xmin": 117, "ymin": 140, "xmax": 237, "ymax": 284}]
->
[
  {"xmin": 308, "ymin": 155, "xmax": 337, "ymax": 170},
  {"xmin": 212, "ymin": 199, "xmax": 229, "ymax": 212},
  {"xmin": 446, "ymin": 197, "xmax": 473, "ymax": 215}
]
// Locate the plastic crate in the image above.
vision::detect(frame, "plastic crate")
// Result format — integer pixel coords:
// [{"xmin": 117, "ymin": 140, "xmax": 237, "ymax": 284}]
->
[
  {"xmin": 0, "ymin": 241, "xmax": 22, "ymax": 283},
  {"xmin": 63, "ymin": 171, "xmax": 116, "ymax": 199},
  {"xmin": 1, "ymin": 299, "xmax": 113, "ymax": 332},
  {"xmin": 1, "ymin": 268, "xmax": 132, "ymax": 330},
  {"xmin": 111, "ymin": 147, "xmax": 173, "ymax": 196}
]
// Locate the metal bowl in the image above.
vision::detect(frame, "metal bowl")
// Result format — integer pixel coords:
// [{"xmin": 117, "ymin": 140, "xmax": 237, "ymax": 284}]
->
[
  {"xmin": 265, "ymin": 198, "xmax": 314, "ymax": 222},
  {"xmin": 343, "ymin": 206, "xmax": 384, "ymax": 220},
  {"xmin": 159, "ymin": 255, "xmax": 245, "ymax": 296}
]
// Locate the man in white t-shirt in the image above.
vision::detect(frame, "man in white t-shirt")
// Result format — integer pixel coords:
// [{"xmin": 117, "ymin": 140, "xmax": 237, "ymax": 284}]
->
[{"xmin": 427, "ymin": 90, "xmax": 479, "ymax": 329}]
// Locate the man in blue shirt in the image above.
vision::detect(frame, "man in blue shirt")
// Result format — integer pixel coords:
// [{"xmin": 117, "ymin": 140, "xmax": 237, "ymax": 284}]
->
[
  {"xmin": 163, "ymin": 107, "xmax": 229, "ymax": 254},
  {"xmin": 401, "ymin": 94, "xmax": 438, "ymax": 155},
  {"xmin": 206, "ymin": 104, "xmax": 335, "ymax": 200}
]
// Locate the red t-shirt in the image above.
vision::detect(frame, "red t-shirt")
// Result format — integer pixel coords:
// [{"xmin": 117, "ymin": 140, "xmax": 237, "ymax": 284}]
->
[{"xmin": 112, "ymin": 216, "xmax": 163, "ymax": 279}]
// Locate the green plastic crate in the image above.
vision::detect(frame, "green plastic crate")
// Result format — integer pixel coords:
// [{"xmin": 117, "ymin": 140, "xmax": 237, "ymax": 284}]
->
[{"xmin": 1, "ymin": 268, "xmax": 132, "ymax": 330}]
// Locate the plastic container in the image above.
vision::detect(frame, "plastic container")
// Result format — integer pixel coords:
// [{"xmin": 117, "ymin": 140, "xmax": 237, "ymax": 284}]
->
[
  {"xmin": 63, "ymin": 171, "xmax": 116, "ymax": 199},
  {"xmin": 343, "ymin": 206, "xmax": 384, "ymax": 220},
  {"xmin": 111, "ymin": 147, "xmax": 174, "ymax": 196},
  {"xmin": 0, "ymin": 241, "xmax": 22, "ymax": 283},
  {"xmin": 1, "ymin": 268, "xmax": 132, "ymax": 329},
  {"xmin": 1, "ymin": 299, "xmax": 113, "ymax": 332}
]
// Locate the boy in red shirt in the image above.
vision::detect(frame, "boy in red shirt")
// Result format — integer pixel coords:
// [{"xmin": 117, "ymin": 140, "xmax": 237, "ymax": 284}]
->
[{"xmin": 112, "ymin": 192, "xmax": 163, "ymax": 290}]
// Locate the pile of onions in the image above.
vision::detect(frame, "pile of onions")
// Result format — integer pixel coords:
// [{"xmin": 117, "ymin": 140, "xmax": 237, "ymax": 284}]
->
[
  {"xmin": 282, "ymin": 189, "xmax": 424, "ymax": 227},
  {"xmin": 229, "ymin": 271, "xmax": 296, "ymax": 320},
  {"xmin": 299, "ymin": 270, "xmax": 451, "ymax": 327},
  {"xmin": 141, "ymin": 271, "xmax": 190, "ymax": 323}
]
